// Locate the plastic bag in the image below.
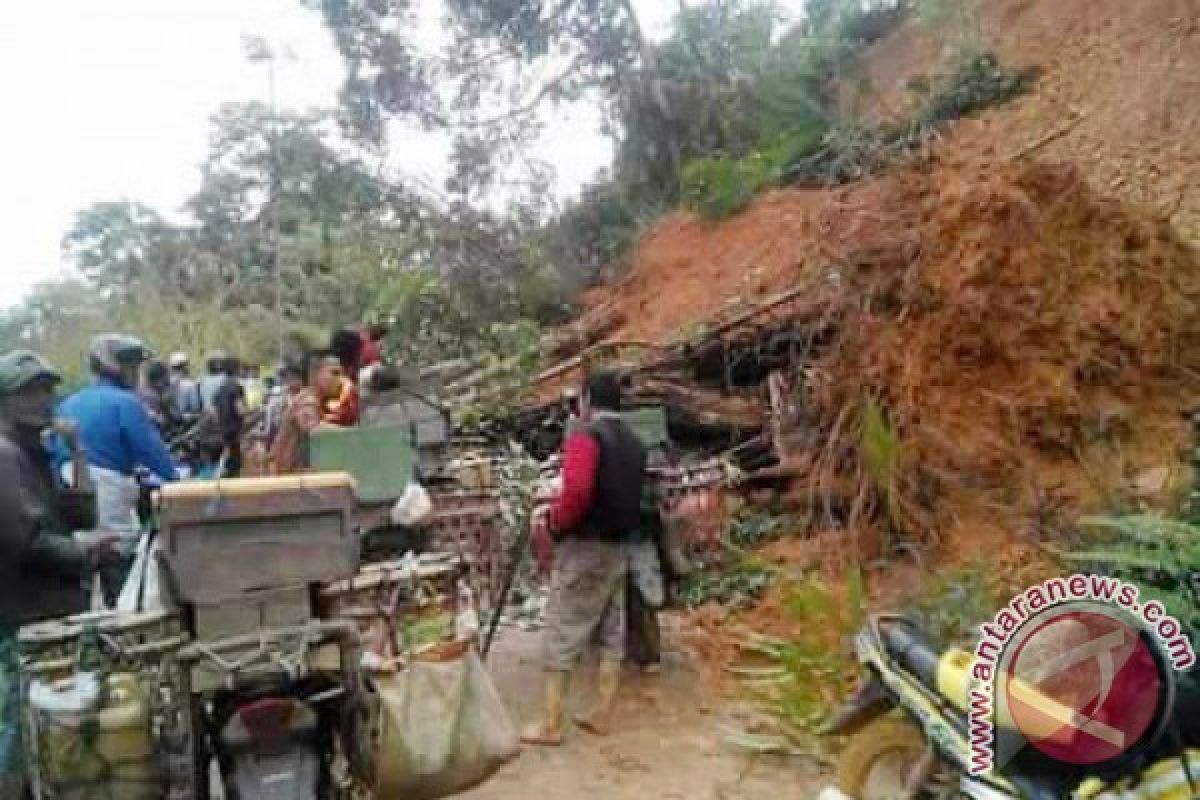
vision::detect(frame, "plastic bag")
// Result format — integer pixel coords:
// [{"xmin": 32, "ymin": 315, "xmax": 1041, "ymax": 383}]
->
[
  {"xmin": 116, "ymin": 533, "xmax": 164, "ymax": 612},
  {"xmin": 390, "ymin": 483, "xmax": 434, "ymax": 528},
  {"xmin": 373, "ymin": 645, "xmax": 519, "ymax": 800}
]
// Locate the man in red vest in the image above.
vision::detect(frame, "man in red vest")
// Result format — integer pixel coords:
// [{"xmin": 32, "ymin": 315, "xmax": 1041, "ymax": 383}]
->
[{"xmin": 522, "ymin": 371, "xmax": 647, "ymax": 746}]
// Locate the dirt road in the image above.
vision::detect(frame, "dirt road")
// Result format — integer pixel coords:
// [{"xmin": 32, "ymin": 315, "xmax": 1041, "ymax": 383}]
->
[{"xmin": 461, "ymin": 620, "xmax": 828, "ymax": 800}]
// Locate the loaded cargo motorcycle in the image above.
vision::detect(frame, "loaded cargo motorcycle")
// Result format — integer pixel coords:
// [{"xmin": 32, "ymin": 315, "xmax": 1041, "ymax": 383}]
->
[
  {"xmin": 821, "ymin": 614, "xmax": 1200, "ymax": 800},
  {"xmin": 18, "ymin": 473, "xmax": 371, "ymax": 800}
]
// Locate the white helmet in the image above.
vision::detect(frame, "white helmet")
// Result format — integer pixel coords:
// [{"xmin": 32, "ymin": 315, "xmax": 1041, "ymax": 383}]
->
[{"xmin": 168, "ymin": 351, "xmax": 190, "ymax": 369}]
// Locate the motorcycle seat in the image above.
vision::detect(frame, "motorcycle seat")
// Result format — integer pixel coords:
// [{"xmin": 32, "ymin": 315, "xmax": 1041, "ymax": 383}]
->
[{"xmin": 878, "ymin": 617, "xmax": 942, "ymax": 692}]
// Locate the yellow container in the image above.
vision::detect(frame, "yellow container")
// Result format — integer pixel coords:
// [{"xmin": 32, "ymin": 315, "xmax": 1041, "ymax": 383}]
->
[
  {"xmin": 31, "ymin": 672, "xmax": 160, "ymax": 800},
  {"xmin": 935, "ymin": 647, "xmax": 976, "ymax": 713},
  {"xmin": 936, "ymin": 647, "xmax": 1091, "ymax": 739}
]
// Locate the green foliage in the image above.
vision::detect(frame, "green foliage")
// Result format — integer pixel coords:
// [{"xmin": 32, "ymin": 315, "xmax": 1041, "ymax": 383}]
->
[
  {"xmin": 728, "ymin": 506, "xmax": 806, "ymax": 550},
  {"xmin": 643, "ymin": 0, "xmax": 1006, "ymax": 224},
  {"xmin": 916, "ymin": 52, "xmax": 1039, "ymax": 127},
  {"xmin": 680, "ymin": 127, "xmax": 827, "ymax": 222},
  {"xmin": 911, "ymin": 561, "xmax": 1005, "ymax": 648},
  {"xmin": 2, "ymin": 100, "xmax": 562, "ymax": 376},
  {"xmin": 858, "ymin": 396, "xmax": 901, "ymax": 491},
  {"xmin": 6, "ymin": 1, "xmax": 1034, "ymax": 385},
  {"xmin": 1066, "ymin": 515, "xmax": 1200, "ymax": 634},
  {"xmin": 744, "ymin": 570, "xmax": 865, "ymax": 737},
  {"xmin": 784, "ymin": 51, "xmax": 1036, "ymax": 187},
  {"xmin": 680, "ymin": 506, "xmax": 807, "ymax": 607},
  {"xmin": 544, "ymin": 175, "xmax": 655, "ymax": 291},
  {"xmin": 681, "ymin": 560, "xmax": 774, "ymax": 610},
  {"xmin": 308, "ymin": 0, "xmax": 641, "ymax": 176},
  {"xmin": 681, "ymin": 153, "xmax": 775, "ymax": 219},
  {"xmin": 309, "ymin": 0, "xmax": 859, "ymax": 272},
  {"xmin": 400, "ymin": 612, "xmax": 456, "ymax": 651}
]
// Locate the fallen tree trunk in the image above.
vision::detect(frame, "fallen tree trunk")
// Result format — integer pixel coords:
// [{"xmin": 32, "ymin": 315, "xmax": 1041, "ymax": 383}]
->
[
  {"xmin": 540, "ymin": 305, "xmax": 626, "ymax": 360},
  {"xmin": 533, "ymin": 340, "xmax": 667, "ymax": 386},
  {"xmin": 443, "ymin": 357, "xmax": 521, "ymax": 395},
  {"xmin": 634, "ymin": 379, "xmax": 765, "ymax": 429}
]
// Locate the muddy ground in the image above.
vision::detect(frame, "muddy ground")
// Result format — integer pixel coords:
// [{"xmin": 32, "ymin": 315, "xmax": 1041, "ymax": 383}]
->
[{"xmin": 461, "ymin": 619, "xmax": 828, "ymax": 800}]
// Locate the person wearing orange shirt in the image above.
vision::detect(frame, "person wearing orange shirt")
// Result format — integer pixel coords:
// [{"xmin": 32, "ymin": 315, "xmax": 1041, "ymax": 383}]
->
[
  {"xmin": 271, "ymin": 351, "xmax": 344, "ymax": 474},
  {"xmin": 325, "ymin": 329, "xmax": 363, "ymax": 426}
]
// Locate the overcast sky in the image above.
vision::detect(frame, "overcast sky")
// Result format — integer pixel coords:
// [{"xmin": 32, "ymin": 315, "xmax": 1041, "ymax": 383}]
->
[{"xmin": 0, "ymin": 0, "xmax": 803, "ymax": 309}]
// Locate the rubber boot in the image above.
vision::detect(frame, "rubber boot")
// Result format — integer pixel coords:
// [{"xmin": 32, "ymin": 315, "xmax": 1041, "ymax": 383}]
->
[
  {"xmin": 574, "ymin": 660, "xmax": 621, "ymax": 736},
  {"xmin": 521, "ymin": 670, "xmax": 568, "ymax": 747}
]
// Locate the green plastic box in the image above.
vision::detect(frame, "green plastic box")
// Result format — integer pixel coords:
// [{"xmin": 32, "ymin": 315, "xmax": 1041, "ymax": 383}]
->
[{"xmin": 310, "ymin": 424, "xmax": 417, "ymax": 505}]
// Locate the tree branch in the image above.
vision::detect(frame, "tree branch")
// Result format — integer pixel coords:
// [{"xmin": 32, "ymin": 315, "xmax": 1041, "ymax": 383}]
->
[{"xmin": 457, "ymin": 53, "xmax": 588, "ymax": 129}]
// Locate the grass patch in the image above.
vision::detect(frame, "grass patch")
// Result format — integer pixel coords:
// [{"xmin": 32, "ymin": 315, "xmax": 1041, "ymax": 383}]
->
[{"xmin": 910, "ymin": 561, "xmax": 1005, "ymax": 649}]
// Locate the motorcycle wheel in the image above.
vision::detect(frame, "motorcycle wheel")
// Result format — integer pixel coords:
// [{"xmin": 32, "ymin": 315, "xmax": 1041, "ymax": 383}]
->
[{"xmin": 837, "ymin": 715, "xmax": 930, "ymax": 800}]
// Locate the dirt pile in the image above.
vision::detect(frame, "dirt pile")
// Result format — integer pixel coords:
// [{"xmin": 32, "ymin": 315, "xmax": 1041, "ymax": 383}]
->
[
  {"xmin": 575, "ymin": 192, "xmax": 822, "ymax": 345},
  {"xmin": 556, "ymin": 0, "xmax": 1200, "ymax": 560},
  {"xmin": 588, "ymin": 150, "xmax": 1200, "ymax": 553},
  {"xmin": 808, "ymin": 153, "xmax": 1200, "ymax": 551}
]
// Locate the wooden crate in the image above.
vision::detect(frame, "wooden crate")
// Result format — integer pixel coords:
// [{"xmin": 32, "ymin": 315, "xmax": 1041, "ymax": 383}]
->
[
  {"xmin": 319, "ymin": 556, "xmax": 460, "ymax": 656},
  {"xmin": 192, "ymin": 585, "xmax": 312, "ymax": 643},
  {"xmin": 159, "ymin": 473, "xmax": 359, "ymax": 605},
  {"xmin": 425, "ymin": 490, "xmax": 504, "ymax": 608}
]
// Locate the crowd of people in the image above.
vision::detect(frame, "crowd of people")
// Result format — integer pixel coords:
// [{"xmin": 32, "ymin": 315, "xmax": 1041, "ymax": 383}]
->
[
  {"xmin": 0, "ymin": 318, "xmax": 667, "ymax": 792},
  {"xmin": 126, "ymin": 323, "xmax": 389, "ymax": 480},
  {"xmin": 0, "ymin": 322, "xmax": 390, "ymax": 793}
]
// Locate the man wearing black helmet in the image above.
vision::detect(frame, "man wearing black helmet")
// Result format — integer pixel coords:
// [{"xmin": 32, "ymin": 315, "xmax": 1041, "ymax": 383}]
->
[
  {"xmin": 0, "ymin": 350, "xmax": 119, "ymax": 795},
  {"xmin": 56, "ymin": 334, "xmax": 177, "ymax": 606}
]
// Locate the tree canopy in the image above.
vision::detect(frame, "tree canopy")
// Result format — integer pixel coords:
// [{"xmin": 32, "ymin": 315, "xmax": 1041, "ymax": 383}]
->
[{"xmin": 0, "ymin": 0, "xmax": 950, "ymax": 387}]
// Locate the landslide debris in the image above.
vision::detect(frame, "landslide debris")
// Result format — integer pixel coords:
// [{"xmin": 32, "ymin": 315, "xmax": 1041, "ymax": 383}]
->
[{"xmin": 585, "ymin": 150, "xmax": 1200, "ymax": 555}]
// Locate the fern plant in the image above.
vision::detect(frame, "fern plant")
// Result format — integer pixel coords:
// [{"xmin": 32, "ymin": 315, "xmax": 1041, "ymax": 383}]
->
[
  {"xmin": 1061, "ymin": 515, "xmax": 1200, "ymax": 633},
  {"xmin": 739, "ymin": 570, "xmax": 866, "ymax": 738}
]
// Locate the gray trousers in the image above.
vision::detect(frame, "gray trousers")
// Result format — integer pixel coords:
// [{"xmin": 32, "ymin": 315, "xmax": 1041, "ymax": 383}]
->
[{"xmin": 542, "ymin": 537, "xmax": 627, "ymax": 671}]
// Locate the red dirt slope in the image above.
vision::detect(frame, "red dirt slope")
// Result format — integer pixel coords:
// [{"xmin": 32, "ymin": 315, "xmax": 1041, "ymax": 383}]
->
[{"xmin": 854, "ymin": 0, "xmax": 1200, "ymax": 247}]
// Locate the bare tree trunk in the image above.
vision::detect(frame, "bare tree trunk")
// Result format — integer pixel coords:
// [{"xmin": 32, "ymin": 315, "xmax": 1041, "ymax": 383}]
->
[{"xmin": 617, "ymin": 0, "xmax": 681, "ymax": 181}]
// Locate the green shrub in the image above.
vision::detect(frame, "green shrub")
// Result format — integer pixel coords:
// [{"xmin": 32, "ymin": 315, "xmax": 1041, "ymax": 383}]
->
[
  {"xmin": 741, "ymin": 570, "xmax": 865, "ymax": 738},
  {"xmin": 784, "ymin": 51, "xmax": 1037, "ymax": 187},
  {"xmin": 1064, "ymin": 515, "xmax": 1200, "ymax": 635},
  {"xmin": 917, "ymin": 52, "xmax": 1039, "ymax": 127},
  {"xmin": 911, "ymin": 562, "xmax": 1005, "ymax": 648},
  {"xmin": 681, "ymin": 152, "xmax": 776, "ymax": 220},
  {"xmin": 680, "ymin": 559, "xmax": 773, "ymax": 610},
  {"xmin": 547, "ymin": 176, "xmax": 651, "ymax": 289},
  {"xmin": 728, "ymin": 507, "xmax": 808, "ymax": 550}
]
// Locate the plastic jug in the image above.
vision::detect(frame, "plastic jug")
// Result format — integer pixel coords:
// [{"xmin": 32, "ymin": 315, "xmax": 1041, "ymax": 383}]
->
[{"xmin": 29, "ymin": 672, "xmax": 160, "ymax": 800}]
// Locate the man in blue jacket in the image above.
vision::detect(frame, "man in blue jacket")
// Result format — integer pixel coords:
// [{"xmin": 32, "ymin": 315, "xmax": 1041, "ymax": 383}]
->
[{"xmin": 58, "ymin": 334, "xmax": 177, "ymax": 605}]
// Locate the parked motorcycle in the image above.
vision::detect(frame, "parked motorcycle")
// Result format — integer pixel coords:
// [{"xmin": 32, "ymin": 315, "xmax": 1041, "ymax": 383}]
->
[
  {"xmin": 159, "ymin": 474, "xmax": 369, "ymax": 800},
  {"xmin": 21, "ymin": 473, "xmax": 373, "ymax": 800},
  {"xmin": 175, "ymin": 620, "xmax": 366, "ymax": 800},
  {"xmin": 822, "ymin": 614, "xmax": 1199, "ymax": 800}
]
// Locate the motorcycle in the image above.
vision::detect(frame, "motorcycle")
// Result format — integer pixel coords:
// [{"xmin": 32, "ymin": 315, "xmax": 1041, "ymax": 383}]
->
[
  {"xmin": 118, "ymin": 473, "xmax": 369, "ymax": 799},
  {"xmin": 821, "ymin": 614, "xmax": 1200, "ymax": 800},
  {"xmin": 174, "ymin": 621, "xmax": 366, "ymax": 800}
]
